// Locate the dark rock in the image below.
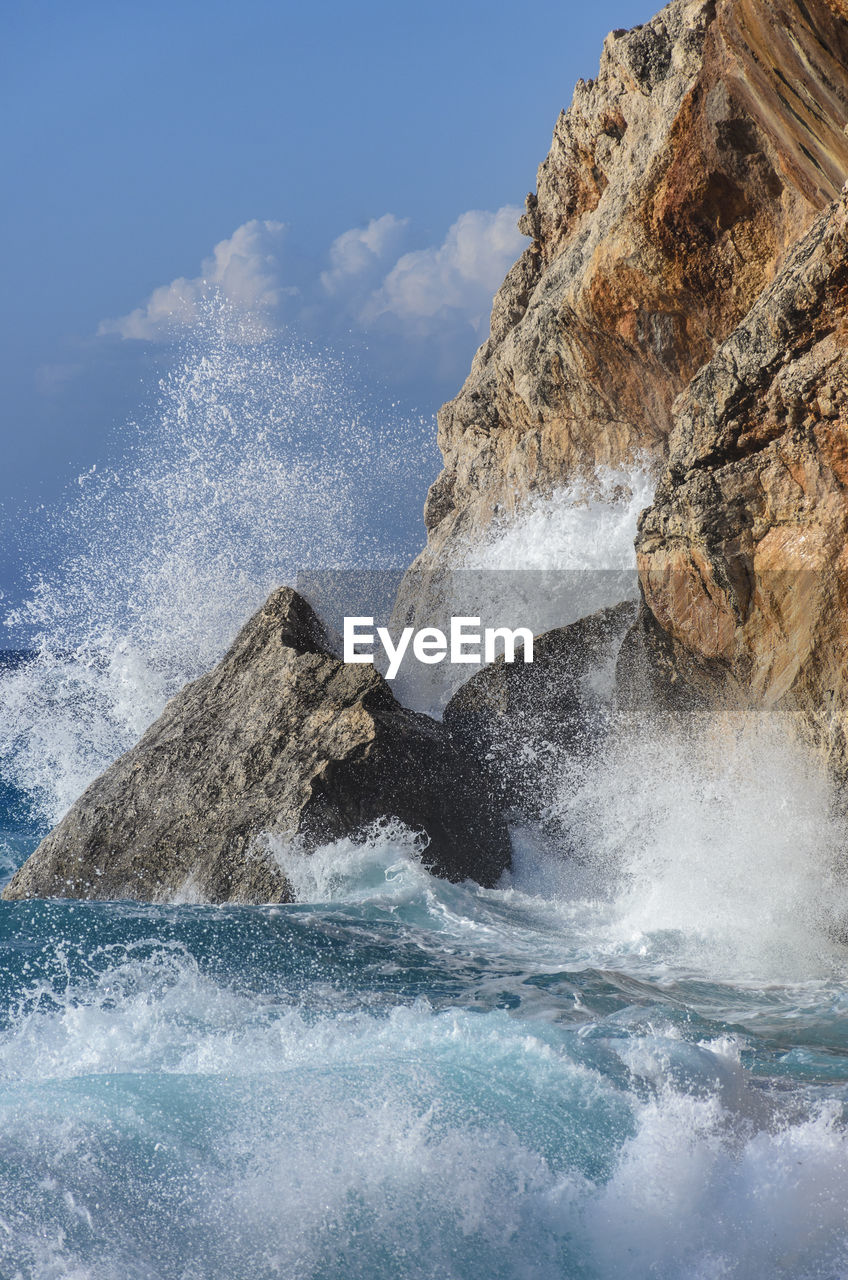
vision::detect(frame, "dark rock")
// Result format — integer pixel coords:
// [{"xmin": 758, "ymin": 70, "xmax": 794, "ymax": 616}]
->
[
  {"xmin": 444, "ymin": 602, "xmax": 637, "ymax": 815},
  {"xmin": 2, "ymin": 588, "xmax": 511, "ymax": 903}
]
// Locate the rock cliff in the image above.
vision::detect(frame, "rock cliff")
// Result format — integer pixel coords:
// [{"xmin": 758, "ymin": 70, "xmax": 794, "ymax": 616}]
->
[
  {"xmin": 408, "ymin": 0, "xmax": 848, "ymax": 584},
  {"xmin": 635, "ymin": 186, "xmax": 848, "ymax": 770},
  {"xmin": 3, "ymin": 589, "xmax": 510, "ymax": 903}
]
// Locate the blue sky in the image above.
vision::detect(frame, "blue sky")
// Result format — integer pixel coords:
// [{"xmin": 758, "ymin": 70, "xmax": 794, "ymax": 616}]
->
[{"xmin": 1, "ymin": 0, "xmax": 656, "ymax": 617}]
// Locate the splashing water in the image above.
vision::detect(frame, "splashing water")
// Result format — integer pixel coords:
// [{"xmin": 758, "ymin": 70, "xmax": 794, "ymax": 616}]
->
[
  {"xmin": 393, "ymin": 461, "xmax": 655, "ymax": 711},
  {"xmin": 463, "ymin": 461, "xmax": 656, "ymax": 574},
  {"xmin": 505, "ymin": 711, "xmax": 848, "ymax": 984},
  {"xmin": 1, "ymin": 792, "xmax": 848, "ymax": 1279},
  {"xmin": 456, "ymin": 461, "xmax": 656, "ymax": 635},
  {"xmin": 0, "ymin": 299, "xmax": 434, "ymax": 823},
  {"xmin": 1, "ymin": 325, "xmax": 848, "ymax": 1276}
]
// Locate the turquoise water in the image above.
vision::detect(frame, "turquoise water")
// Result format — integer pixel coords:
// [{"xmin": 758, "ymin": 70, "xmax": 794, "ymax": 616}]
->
[{"xmin": 2, "ymin": 803, "xmax": 848, "ymax": 1279}]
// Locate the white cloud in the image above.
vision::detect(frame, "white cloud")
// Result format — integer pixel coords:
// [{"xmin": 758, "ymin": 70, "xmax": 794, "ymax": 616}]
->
[
  {"xmin": 99, "ymin": 220, "xmax": 289, "ymax": 340},
  {"xmin": 320, "ymin": 213, "xmax": 410, "ymax": 297},
  {"xmin": 97, "ymin": 206, "xmax": 526, "ymax": 375},
  {"xmin": 363, "ymin": 206, "xmax": 523, "ymax": 334}
]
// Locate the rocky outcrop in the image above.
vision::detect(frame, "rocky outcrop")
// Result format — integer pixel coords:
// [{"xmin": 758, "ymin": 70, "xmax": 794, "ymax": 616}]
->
[
  {"xmin": 11, "ymin": 0, "xmax": 848, "ymax": 907},
  {"xmin": 444, "ymin": 603, "xmax": 636, "ymax": 813},
  {"xmin": 2, "ymin": 589, "xmax": 510, "ymax": 903},
  {"xmin": 406, "ymin": 0, "xmax": 848, "ymax": 587},
  {"xmin": 634, "ymin": 186, "xmax": 848, "ymax": 770}
]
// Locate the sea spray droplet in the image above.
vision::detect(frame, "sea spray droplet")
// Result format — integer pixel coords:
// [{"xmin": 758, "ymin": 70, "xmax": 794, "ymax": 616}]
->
[
  {"xmin": 462, "ymin": 460, "xmax": 656, "ymax": 575},
  {"xmin": 0, "ymin": 296, "xmax": 434, "ymax": 828},
  {"xmin": 537, "ymin": 710, "xmax": 848, "ymax": 982}
]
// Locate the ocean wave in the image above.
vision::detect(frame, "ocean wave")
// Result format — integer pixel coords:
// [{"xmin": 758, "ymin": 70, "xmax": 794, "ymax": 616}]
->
[{"xmin": 0, "ymin": 907, "xmax": 846, "ymax": 1280}]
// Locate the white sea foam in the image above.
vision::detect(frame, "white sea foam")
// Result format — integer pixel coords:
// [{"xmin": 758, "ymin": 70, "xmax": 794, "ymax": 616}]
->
[
  {"xmin": 580, "ymin": 1087, "xmax": 848, "ymax": 1279},
  {"xmin": 453, "ymin": 460, "xmax": 656, "ymax": 633},
  {"xmin": 455, "ymin": 739, "xmax": 848, "ymax": 997},
  {"xmin": 532, "ymin": 712, "xmax": 848, "ymax": 983},
  {"xmin": 1, "ymin": 924, "xmax": 847, "ymax": 1280},
  {"xmin": 268, "ymin": 818, "xmax": 434, "ymax": 906},
  {"xmin": 395, "ymin": 460, "xmax": 655, "ymax": 711}
]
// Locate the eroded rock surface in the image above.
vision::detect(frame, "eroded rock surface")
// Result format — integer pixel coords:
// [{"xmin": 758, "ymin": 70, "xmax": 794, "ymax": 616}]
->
[
  {"xmin": 635, "ymin": 187, "xmax": 848, "ymax": 770},
  {"xmin": 406, "ymin": 0, "xmax": 848, "ymax": 591},
  {"xmin": 3, "ymin": 589, "xmax": 510, "ymax": 903}
]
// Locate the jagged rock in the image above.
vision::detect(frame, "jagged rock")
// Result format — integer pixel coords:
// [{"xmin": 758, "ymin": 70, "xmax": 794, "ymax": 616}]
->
[
  {"xmin": 2, "ymin": 589, "xmax": 511, "ymax": 903},
  {"xmin": 398, "ymin": 0, "xmax": 848, "ymax": 620},
  {"xmin": 615, "ymin": 598, "xmax": 736, "ymax": 716},
  {"xmin": 444, "ymin": 603, "xmax": 637, "ymax": 813},
  {"xmin": 635, "ymin": 186, "xmax": 848, "ymax": 773}
]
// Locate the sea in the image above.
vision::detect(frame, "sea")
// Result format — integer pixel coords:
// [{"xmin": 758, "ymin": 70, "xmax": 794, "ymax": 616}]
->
[{"xmin": 1, "ymin": 313, "xmax": 847, "ymax": 1280}]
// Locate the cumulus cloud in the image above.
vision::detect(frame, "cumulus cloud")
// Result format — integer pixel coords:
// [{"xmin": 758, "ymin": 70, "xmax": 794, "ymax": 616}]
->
[
  {"xmin": 99, "ymin": 220, "xmax": 290, "ymax": 339},
  {"xmin": 98, "ymin": 206, "xmax": 526, "ymax": 386},
  {"xmin": 364, "ymin": 206, "xmax": 524, "ymax": 334},
  {"xmin": 320, "ymin": 213, "xmax": 410, "ymax": 298}
]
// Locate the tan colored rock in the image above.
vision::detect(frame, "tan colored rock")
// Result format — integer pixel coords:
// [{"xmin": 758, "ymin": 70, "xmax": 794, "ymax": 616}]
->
[
  {"xmin": 2, "ymin": 588, "xmax": 511, "ymax": 903},
  {"xmin": 406, "ymin": 0, "xmax": 848, "ymax": 593},
  {"xmin": 635, "ymin": 186, "xmax": 848, "ymax": 771}
]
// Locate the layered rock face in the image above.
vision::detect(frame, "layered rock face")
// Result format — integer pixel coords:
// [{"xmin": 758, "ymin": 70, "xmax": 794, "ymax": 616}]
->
[
  {"xmin": 635, "ymin": 187, "xmax": 848, "ymax": 769},
  {"xmin": 3, "ymin": 589, "xmax": 510, "ymax": 904},
  {"xmin": 412, "ymin": 0, "xmax": 848, "ymax": 578}
]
